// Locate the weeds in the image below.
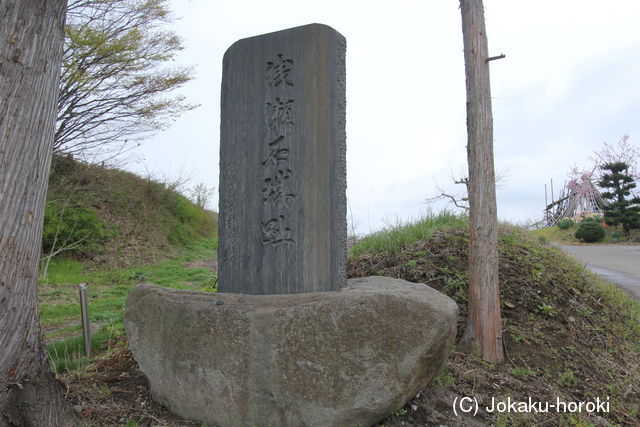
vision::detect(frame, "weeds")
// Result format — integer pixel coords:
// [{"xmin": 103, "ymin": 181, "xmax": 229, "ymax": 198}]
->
[
  {"xmin": 44, "ymin": 155, "xmax": 218, "ymax": 270},
  {"xmin": 48, "ymin": 324, "xmax": 122, "ymax": 373},
  {"xmin": 348, "ymin": 214, "xmax": 640, "ymax": 426},
  {"xmin": 510, "ymin": 367, "xmax": 535, "ymax": 378},
  {"xmin": 537, "ymin": 303, "xmax": 558, "ymax": 317},
  {"xmin": 349, "ymin": 210, "xmax": 467, "ymax": 258},
  {"xmin": 559, "ymin": 369, "xmax": 579, "ymax": 387}
]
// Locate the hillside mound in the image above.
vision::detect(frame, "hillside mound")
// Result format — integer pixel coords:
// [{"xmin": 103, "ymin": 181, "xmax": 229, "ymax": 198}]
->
[
  {"xmin": 348, "ymin": 224, "xmax": 640, "ymax": 426},
  {"xmin": 55, "ymin": 218, "xmax": 639, "ymax": 425},
  {"xmin": 44, "ymin": 155, "xmax": 217, "ymax": 268}
]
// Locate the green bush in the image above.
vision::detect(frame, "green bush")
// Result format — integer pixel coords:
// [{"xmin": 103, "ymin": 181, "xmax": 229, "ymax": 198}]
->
[
  {"xmin": 574, "ymin": 222, "xmax": 605, "ymax": 243},
  {"xmin": 537, "ymin": 236, "xmax": 549, "ymax": 245},
  {"xmin": 557, "ymin": 218, "xmax": 574, "ymax": 230},
  {"xmin": 166, "ymin": 194, "xmax": 216, "ymax": 245},
  {"xmin": 42, "ymin": 202, "xmax": 107, "ymax": 256}
]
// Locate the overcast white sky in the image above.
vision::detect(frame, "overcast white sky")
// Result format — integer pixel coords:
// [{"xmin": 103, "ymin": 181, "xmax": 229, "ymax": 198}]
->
[{"xmin": 125, "ymin": 0, "xmax": 640, "ymax": 235}]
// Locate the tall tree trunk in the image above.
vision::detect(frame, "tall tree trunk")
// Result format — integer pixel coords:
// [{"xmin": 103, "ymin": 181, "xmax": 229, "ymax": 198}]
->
[
  {"xmin": 459, "ymin": 0, "xmax": 503, "ymax": 362},
  {"xmin": 0, "ymin": 1, "xmax": 76, "ymax": 425}
]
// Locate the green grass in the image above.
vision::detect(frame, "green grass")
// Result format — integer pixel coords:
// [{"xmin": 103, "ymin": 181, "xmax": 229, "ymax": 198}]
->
[
  {"xmin": 531, "ymin": 221, "xmax": 640, "ymax": 244},
  {"xmin": 47, "ymin": 324, "xmax": 122, "ymax": 373},
  {"xmin": 41, "ymin": 257, "xmax": 88, "ymax": 284},
  {"xmin": 510, "ymin": 367, "xmax": 535, "ymax": 378},
  {"xmin": 40, "ymin": 302, "xmax": 81, "ymax": 324},
  {"xmin": 349, "ymin": 210, "xmax": 467, "ymax": 258},
  {"xmin": 39, "ymin": 158, "xmax": 220, "ymax": 376},
  {"xmin": 40, "ymin": 237, "xmax": 218, "ymax": 372},
  {"xmin": 45, "ymin": 324, "xmax": 82, "ymax": 340}
]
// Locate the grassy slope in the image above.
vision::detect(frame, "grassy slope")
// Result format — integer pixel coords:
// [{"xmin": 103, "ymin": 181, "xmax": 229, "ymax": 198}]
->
[
  {"xmin": 42, "ymin": 192, "xmax": 640, "ymax": 425},
  {"xmin": 40, "ymin": 156, "xmax": 218, "ymax": 372},
  {"xmin": 348, "ymin": 213, "xmax": 640, "ymax": 426},
  {"xmin": 44, "ymin": 155, "xmax": 218, "ymax": 267}
]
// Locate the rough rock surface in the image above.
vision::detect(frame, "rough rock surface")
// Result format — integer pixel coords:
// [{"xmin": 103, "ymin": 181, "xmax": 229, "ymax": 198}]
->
[{"xmin": 125, "ymin": 276, "xmax": 458, "ymax": 426}]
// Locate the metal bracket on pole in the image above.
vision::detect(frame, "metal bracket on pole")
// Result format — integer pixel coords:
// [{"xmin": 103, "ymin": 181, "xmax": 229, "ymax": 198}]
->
[{"xmin": 79, "ymin": 283, "xmax": 91, "ymax": 357}]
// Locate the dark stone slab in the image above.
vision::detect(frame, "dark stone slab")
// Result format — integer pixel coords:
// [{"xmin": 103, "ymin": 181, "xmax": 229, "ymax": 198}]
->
[{"xmin": 218, "ymin": 24, "xmax": 347, "ymax": 294}]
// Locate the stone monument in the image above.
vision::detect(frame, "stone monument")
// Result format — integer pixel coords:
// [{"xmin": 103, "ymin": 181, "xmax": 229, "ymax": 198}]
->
[
  {"xmin": 218, "ymin": 23, "xmax": 347, "ymax": 294},
  {"xmin": 125, "ymin": 23, "xmax": 458, "ymax": 427}
]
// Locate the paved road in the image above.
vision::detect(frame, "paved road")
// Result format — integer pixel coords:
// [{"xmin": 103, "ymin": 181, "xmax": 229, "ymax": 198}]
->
[{"xmin": 559, "ymin": 245, "xmax": 640, "ymax": 300}]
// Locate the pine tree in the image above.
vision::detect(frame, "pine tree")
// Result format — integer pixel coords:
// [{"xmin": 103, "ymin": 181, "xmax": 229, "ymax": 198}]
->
[{"xmin": 598, "ymin": 161, "xmax": 640, "ymax": 236}]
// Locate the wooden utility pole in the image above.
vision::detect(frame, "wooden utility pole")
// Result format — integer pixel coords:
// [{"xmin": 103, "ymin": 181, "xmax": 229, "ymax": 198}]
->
[
  {"xmin": 459, "ymin": 0, "xmax": 504, "ymax": 362},
  {"xmin": 0, "ymin": 1, "xmax": 77, "ymax": 424}
]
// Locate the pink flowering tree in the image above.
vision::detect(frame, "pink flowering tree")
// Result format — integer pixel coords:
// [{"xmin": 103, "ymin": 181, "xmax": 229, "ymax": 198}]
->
[{"xmin": 590, "ymin": 135, "xmax": 640, "ymax": 196}]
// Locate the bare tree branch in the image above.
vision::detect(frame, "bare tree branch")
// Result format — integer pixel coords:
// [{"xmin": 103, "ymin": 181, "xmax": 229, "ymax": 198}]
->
[{"xmin": 55, "ymin": 0, "xmax": 197, "ymax": 160}]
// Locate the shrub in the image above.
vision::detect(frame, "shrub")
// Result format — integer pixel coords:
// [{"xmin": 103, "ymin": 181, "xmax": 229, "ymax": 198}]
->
[
  {"xmin": 166, "ymin": 194, "xmax": 216, "ymax": 245},
  {"xmin": 574, "ymin": 222, "xmax": 605, "ymax": 243},
  {"xmin": 610, "ymin": 231, "xmax": 623, "ymax": 242},
  {"xmin": 42, "ymin": 202, "xmax": 107, "ymax": 256},
  {"xmin": 557, "ymin": 218, "xmax": 574, "ymax": 230}
]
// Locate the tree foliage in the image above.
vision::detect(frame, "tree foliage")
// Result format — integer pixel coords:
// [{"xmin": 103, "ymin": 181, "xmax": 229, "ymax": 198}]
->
[
  {"xmin": 598, "ymin": 161, "xmax": 640, "ymax": 235},
  {"xmin": 42, "ymin": 201, "xmax": 106, "ymax": 256},
  {"xmin": 574, "ymin": 221, "xmax": 605, "ymax": 243},
  {"xmin": 56, "ymin": 0, "xmax": 196, "ymax": 159}
]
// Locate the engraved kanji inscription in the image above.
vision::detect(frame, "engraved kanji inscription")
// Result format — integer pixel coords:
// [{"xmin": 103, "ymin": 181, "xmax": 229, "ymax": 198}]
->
[
  {"xmin": 261, "ymin": 54, "xmax": 297, "ymax": 246},
  {"xmin": 261, "ymin": 215, "xmax": 293, "ymax": 245},
  {"xmin": 266, "ymin": 54, "xmax": 294, "ymax": 87},
  {"xmin": 262, "ymin": 136, "xmax": 289, "ymax": 165},
  {"xmin": 265, "ymin": 98, "xmax": 295, "ymax": 134}
]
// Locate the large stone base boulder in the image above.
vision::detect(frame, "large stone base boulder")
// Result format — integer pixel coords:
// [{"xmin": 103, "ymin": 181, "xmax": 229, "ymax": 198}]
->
[{"xmin": 125, "ymin": 276, "xmax": 458, "ymax": 426}]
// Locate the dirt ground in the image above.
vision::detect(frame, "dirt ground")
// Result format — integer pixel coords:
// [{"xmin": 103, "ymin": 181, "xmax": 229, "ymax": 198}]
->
[{"xmin": 183, "ymin": 257, "xmax": 217, "ymax": 272}]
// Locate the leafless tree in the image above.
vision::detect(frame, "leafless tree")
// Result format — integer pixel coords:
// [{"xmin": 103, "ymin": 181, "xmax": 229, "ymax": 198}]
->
[{"xmin": 189, "ymin": 183, "xmax": 216, "ymax": 209}]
